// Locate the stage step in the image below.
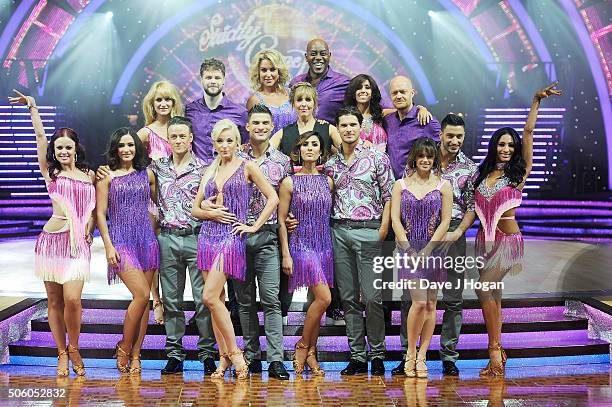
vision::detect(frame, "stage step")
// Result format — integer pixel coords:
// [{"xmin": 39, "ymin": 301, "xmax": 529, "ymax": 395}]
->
[{"xmin": 8, "ymin": 299, "xmax": 609, "ymax": 362}]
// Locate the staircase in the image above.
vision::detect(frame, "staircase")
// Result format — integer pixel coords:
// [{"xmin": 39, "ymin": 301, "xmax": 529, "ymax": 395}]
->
[{"xmin": 8, "ymin": 298, "xmax": 610, "ymax": 362}]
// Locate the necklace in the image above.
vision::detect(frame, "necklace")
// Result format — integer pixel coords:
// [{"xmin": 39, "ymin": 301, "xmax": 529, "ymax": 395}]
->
[{"xmin": 495, "ymin": 162, "xmax": 506, "ymax": 170}]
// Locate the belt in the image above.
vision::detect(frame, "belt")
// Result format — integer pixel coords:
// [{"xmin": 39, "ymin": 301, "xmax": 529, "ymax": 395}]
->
[
  {"xmin": 331, "ymin": 219, "xmax": 381, "ymax": 229},
  {"xmin": 161, "ymin": 225, "xmax": 201, "ymax": 236}
]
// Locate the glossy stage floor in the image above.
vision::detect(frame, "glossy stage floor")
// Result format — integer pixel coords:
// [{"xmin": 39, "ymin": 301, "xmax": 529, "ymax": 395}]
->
[{"xmin": 0, "ymin": 237, "xmax": 611, "ymax": 406}]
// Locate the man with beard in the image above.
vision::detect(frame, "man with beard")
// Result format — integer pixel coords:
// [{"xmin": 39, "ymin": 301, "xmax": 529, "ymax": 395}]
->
[
  {"xmin": 186, "ymin": 58, "xmax": 248, "ymax": 163},
  {"xmin": 289, "ymin": 38, "xmax": 350, "ymax": 123},
  {"xmin": 391, "ymin": 113, "xmax": 477, "ymax": 376}
]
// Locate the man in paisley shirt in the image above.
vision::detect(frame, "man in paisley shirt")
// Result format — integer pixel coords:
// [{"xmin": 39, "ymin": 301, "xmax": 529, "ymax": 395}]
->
[
  {"xmin": 324, "ymin": 106, "xmax": 395, "ymax": 376},
  {"xmin": 391, "ymin": 113, "xmax": 478, "ymax": 376},
  {"xmin": 204, "ymin": 104, "xmax": 291, "ymax": 379}
]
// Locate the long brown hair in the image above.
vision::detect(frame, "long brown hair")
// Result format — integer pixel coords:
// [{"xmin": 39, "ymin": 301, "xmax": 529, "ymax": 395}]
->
[{"xmin": 46, "ymin": 128, "xmax": 90, "ymax": 180}]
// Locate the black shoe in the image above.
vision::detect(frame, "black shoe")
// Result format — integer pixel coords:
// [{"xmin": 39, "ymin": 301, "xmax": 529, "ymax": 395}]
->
[
  {"xmin": 202, "ymin": 358, "xmax": 216, "ymax": 375},
  {"xmin": 442, "ymin": 361, "xmax": 459, "ymax": 376},
  {"xmin": 340, "ymin": 359, "xmax": 368, "ymax": 376},
  {"xmin": 371, "ymin": 358, "xmax": 385, "ymax": 376},
  {"xmin": 391, "ymin": 359, "xmax": 405, "ymax": 376},
  {"xmin": 161, "ymin": 358, "xmax": 183, "ymax": 375},
  {"xmin": 268, "ymin": 361, "xmax": 289, "ymax": 380},
  {"xmin": 248, "ymin": 359, "xmax": 262, "ymax": 374}
]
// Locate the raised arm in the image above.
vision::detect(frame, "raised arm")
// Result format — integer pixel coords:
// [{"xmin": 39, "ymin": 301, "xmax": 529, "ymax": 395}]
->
[
  {"xmin": 277, "ymin": 177, "xmax": 294, "ymax": 276},
  {"xmin": 522, "ymin": 82, "xmax": 562, "ymax": 185},
  {"xmin": 8, "ymin": 90, "xmax": 49, "ymax": 180}
]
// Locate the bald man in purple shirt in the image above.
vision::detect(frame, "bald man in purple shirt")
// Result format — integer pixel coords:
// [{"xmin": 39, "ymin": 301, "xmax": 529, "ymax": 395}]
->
[
  {"xmin": 185, "ymin": 58, "xmax": 248, "ymax": 163},
  {"xmin": 289, "ymin": 38, "xmax": 350, "ymax": 123},
  {"xmin": 385, "ymin": 75, "xmax": 441, "ymax": 179}
]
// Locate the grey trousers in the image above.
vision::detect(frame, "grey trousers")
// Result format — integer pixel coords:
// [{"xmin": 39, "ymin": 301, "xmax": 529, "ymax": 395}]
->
[
  {"xmin": 399, "ymin": 219, "xmax": 465, "ymax": 362},
  {"xmin": 233, "ymin": 228, "xmax": 284, "ymax": 362},
  {"xmin": 158, "ymin": 231, "xmax": 215, "ymax": 362},
  {"xmin": 332, "ymin": 224, "xmax": 385, "ymax": 362}
]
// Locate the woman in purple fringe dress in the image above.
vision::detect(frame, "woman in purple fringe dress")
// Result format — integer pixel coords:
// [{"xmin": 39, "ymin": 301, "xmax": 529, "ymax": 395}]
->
[
  {"xmin": 474, "ymin": 82, "xmax": 562, "ymax": 376},
  {"xmin": 9, "ymin": 91, "xmax": 95, "ymax": 377},
  {"xmin": 391, "ymin": 137, "xmax": 452, "ymax": 378},
  {"xmin": 96, "ymin": 127, "xmax": 159, "ymax": 374},
  {"xmin": 137, "ymin": 80, "xmax": 183, "ymax": 325},
  {"xmin": 192, "ymin": 119, "xmax": 278, "ymax": 380},
  {"xmin": 278, "ymin": 130, "xmax": 334, "ymax": 376}
]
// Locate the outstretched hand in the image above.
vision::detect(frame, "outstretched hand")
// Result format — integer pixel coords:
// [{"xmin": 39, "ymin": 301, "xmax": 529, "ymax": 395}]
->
[
  {"xmin": 535, "ymin": 82, "xmax": 562, "ymax": 100},
  {"xmin": 8, "ymin": 89, "xmax": 35, "ymax": 108}
]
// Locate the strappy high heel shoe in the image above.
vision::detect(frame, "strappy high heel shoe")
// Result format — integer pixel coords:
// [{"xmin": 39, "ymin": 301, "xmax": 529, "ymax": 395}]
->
[
  {"xmin": 292, "ymin": 341, "xmax": 308, "ymax": 374},
  {"xmin": 416, "ymin": 357, "xmax": 428, "ymax": 378},
  {"xmin": 228, "ymin": 349, "xmax": 249, "ymax": 380},
  {"xmin": 67, "ymin": 344, "xmax": 85, "ymax": 376},
  {"xmin": 129, "ymin": 355, "xmax": 142, "ymax": 374},
  {"xmin": 57, "ymin": 348, "xmax": 69, "ymax": 377},
  {"xmin": 404, "ymin": 353, "xmax": 416, "ymax": 377},
  {"xmin": 114, "ymin": 342, "xmax": 130, "ymax": 374},
  {"xmin": 500, "ymin": 345, "xmax": 507, "ymax": 366},
  {"xmin": 306, "ymin": 347, "xmax": 324, "ymax": 376},
  {"xmin": 480, "ymin": 344, "xmax": 505, "ymax": 376},
  {"xmin": 210, "ymin": 354, "xmax": 232, "ymax": 379}
]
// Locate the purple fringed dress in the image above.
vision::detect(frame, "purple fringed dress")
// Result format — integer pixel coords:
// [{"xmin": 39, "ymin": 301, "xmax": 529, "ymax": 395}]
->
[
  {"xmin": 197, "ymin": 161, "xmax": 251, "ymax": 281},
  {"xmin": 254, "ymin": 92, "xmax": 297, "ymax": 134},
  {"xmin": 107, "ymin": 170, "xmax": 159, "ymax": 284},
  {"xmin": 287, "ymin": 174, "xmax": 334, "ymax": 291},
  {"xmin": 397, "ymin": 178, "xmax": 446, "ymax": 282}
]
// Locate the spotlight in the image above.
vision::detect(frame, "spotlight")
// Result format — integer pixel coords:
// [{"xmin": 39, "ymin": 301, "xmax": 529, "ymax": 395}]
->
[
  {"xmin": 427, "ymin": 10, "xmax": 436, "ymax": 17},
  {"xmin": 105, "ymin": 11, "xmax": 113, "ymax": 18}
]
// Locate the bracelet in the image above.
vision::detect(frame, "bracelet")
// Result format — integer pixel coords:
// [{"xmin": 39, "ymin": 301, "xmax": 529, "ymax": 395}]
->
[{"xmin": 27, "ymin": 105, "xmax": 38, "ymax": 110}]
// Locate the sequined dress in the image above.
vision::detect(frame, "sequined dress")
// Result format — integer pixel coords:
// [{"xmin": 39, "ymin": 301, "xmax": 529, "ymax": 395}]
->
[
  {"xmin": 287, "ymin": 174, "xmax": 334, "ymax": 291},
  {"xmin": 397, "ymin": 178, "xmax": 446, "ymax": 281},
  {"xmin": 197, "ymin": 161, "xmax": 251, "ymax": 280},
  {"xmin": 35, "ymin": 176, "xmax": 95, "ymax": 283},
  {"xmin": 107, "ymin": 170, "xmax": 159, "ymax": 284},
  {"xmin": 254, "ymin": 92, "xmax": 297, "ymax": 134},
  {"xmin": 146, "ymin": 127, "xmax": 172, "ymax": 160}
]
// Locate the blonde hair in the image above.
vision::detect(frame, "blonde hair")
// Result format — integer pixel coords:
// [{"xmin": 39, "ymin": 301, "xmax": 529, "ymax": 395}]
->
[
  {"xmin": 200, "ymin": 119, "xmax": 241, "ymax": 189},
  {"xmin": 142, "ymin": 81, "xmax": 184, "ymax": 125},
  {"xmin": 289, "ymin": 81, "xmax": 318, "ymax": 110},
  {"xmin": 249, "ymin": 49, "xmax": 290, "ymax": 91}
]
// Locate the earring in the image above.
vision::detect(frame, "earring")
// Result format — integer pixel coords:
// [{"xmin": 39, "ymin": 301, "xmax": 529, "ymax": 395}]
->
[
  {"xmin": 298, "ymin": 156, "xmax": 302, "ymax": 166},
  {"xmin": 317, "ymin": 155, "xmax": 322, "ymax": 166},
  {"xmin": 75, "ymin": 153, "xmax": 78, "ymax": 162}
]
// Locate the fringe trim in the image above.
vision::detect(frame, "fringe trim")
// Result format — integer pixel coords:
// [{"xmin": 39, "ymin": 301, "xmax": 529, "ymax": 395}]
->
[
  {"xmin": 197, "ymin": 238, "xmax": 247, "ymax": 281},
  {"xmin": 107, "ymin": 245, "xmax": 159, "ymax": 285},
  {"xmin": 289, "ymin": 248, "xmax": 334, "ymax": 292},
  {"xmin": 35, "ymin": 230, "xmax": 90, "ymax": 283},
  {"xmin": 475, "ymin": 228, "xmax": 524, "ymax": 275}
]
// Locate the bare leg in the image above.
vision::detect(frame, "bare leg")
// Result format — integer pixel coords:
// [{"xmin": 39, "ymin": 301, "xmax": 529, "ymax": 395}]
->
[
  {"xmin": 406, "ymin": 286, "xmax": 429, "ymax": 357},
  {"xmin": 302, "ymin": 283, "xmax": 331, "ymax": 347},
  {"xmin": 44, "ymin": 282, "xmax": 67, "ymax": 373},
  {"xmin": 118, "ymin": 269, "xmax": 150, "ymax": 355},
  {"xmin": 63, "ymin": 280, "xmax": 85, "ymax": 374},
  {"xmin": 150, "ymin": 270, "xmax": 164, "ymax": 324},
  {"xmin": 130, "ymin": 270, "xmax": 156, "ymax": 370},
  {"xmin": 416, "ymin": 289, "xmax": 438, "ymax": 360}
]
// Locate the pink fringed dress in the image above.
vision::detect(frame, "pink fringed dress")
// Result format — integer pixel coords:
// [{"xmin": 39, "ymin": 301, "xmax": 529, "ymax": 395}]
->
[
  {"xmin": 396, "ymin": 178, "xmax": 446, "ymax": 282},
  {"xmin": 359, "ymin": 118, "xmax": 387, "ymax": 150},
  {"xmin": 197, "ymin": 161, "xmax": 251, "ymax": 281},
  {"xmin": 107, "ymin": 170, "xmax": 159, "ymax": 284},
  {"xmin": 35, "ymin": 176, "xmax": 95, "ymax": 283},
  {"xmin": 146, "ymin": 127, "xmax": 172, "ymax": 160},
  {"xmin": 474, "ymin": 176, "xmax": 524, "ymax": 275},
  {"xmin": 287, "ymin": 174, "xmax": 334, "ymax": 291}
]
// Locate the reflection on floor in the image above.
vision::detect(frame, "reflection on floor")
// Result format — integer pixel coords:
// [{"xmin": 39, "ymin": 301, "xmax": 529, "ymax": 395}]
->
[{"xmin": 0, "ymin": 357, "xmax": 609, "ymax": 406}]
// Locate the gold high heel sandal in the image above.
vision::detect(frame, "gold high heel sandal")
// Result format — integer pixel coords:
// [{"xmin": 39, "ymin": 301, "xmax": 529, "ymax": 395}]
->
[
  {"xmin": 306, "ymin": 347, "xmax": 325, "ymax": 376},
  {"xmin": 500, "ymin": 345, "xmax": 507, "ymax": 366},
  {"xmin": 210, "ymin": 354, "xmax": 232, "ymax": 379},
  {"xmin": 228, "ymin": 350, "xmax": 249, "ymax": 380},
  {"xmin": 416, "ymin": 357, "xmax": 428, "ymax": 378},
  {"xmin": 114, "ymin": 342, "xmax": 130, "ymax": 374},
  {"xmin": 480, "ymin": 344, "xmax": 505, "ymax": 376},
  {"xmin": 129, "ymin": 355, "xmax": 142, "ymax": 374},
  {"xmin": 67, "ymin": 344, "xmax": 85, "ymax": 376},
  {"xmin": 404, "ymin": 353, "xmax": 416, "ymax": 378},
  {"xmin": 57, "ymin": 348, "xmax": 69, "ymax": 377},
  {"xmin": 293, "ymin": 341, "xmax": 308, "ymax": 374}
]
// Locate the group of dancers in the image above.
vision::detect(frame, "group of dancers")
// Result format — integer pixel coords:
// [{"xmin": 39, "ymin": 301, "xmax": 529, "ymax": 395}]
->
[{"xmin": 8, "ymin": 37, "xmax": 562, "ymax": 381}]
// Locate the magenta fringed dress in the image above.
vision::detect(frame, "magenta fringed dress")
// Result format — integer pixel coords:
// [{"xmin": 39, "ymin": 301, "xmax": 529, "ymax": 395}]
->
[
  {"xmin": 35, "ymin": 176, "xmax": 95, "ymax": 284},
  {"xmin": 146, "ymin": 127, "xmax": 172, "ymax": 160},
  {"xmin": 197, "ymin": 161, "xmax": 251, "ymax": 281},
  {"xmin": 397, "ymin": 178, "xmax": 446, "ymax": 282},
  {"xmin": 474, "ymin": 176, "xmax": 524, "ymax": 275},
  {"xmin": 287, "ymin": 174, "xmax": 334, "ymax": 291},
  {"xmin": 107, "ymin": 170, "xmax": 159, "ymax": 284}
]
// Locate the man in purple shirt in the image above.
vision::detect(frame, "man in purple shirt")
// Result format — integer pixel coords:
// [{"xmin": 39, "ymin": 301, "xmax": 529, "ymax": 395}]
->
[
  {"xmin": 289, "ymin": 38, "xmax": 350, "ymax": 123},
  {"xmin": 386, "ymin": 75, "xmax": 441, "ymax": 179},
  {"xmin": 185, "ymin": 58, "xmax": 248, "ymax": 163}
]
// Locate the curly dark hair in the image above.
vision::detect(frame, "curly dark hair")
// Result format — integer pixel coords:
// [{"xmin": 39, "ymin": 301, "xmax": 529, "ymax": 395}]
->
[
  {"xmin": 46, "ymin": 128, "xmax": 90, "ymax": 180},
  {"xmin": 105, "ymin": 127, "xmax": 150, "ymax": 171},
  {"xmin": 343, "ymin": 74, "xmax": 385, "ymax": 127},
  {"xmin": 290, "ymin": 131, "xmax": 329, "ymax": 165},
  {"xmin": 405, "ymin": 137, "xmax": 440, "ymax": 173},
  {"xmin": 474, "ymin": 126, "xmax": 526, "ymax": 188}
]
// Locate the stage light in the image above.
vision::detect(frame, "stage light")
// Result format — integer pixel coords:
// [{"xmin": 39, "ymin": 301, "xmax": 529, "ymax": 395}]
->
[
  {"xmin": 427, "ymin": 10, "xmax": 436, "ymax": 17},
  {"xmin": 106, "ymin": 11, "xmax": 113, "ymax": 18}
]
